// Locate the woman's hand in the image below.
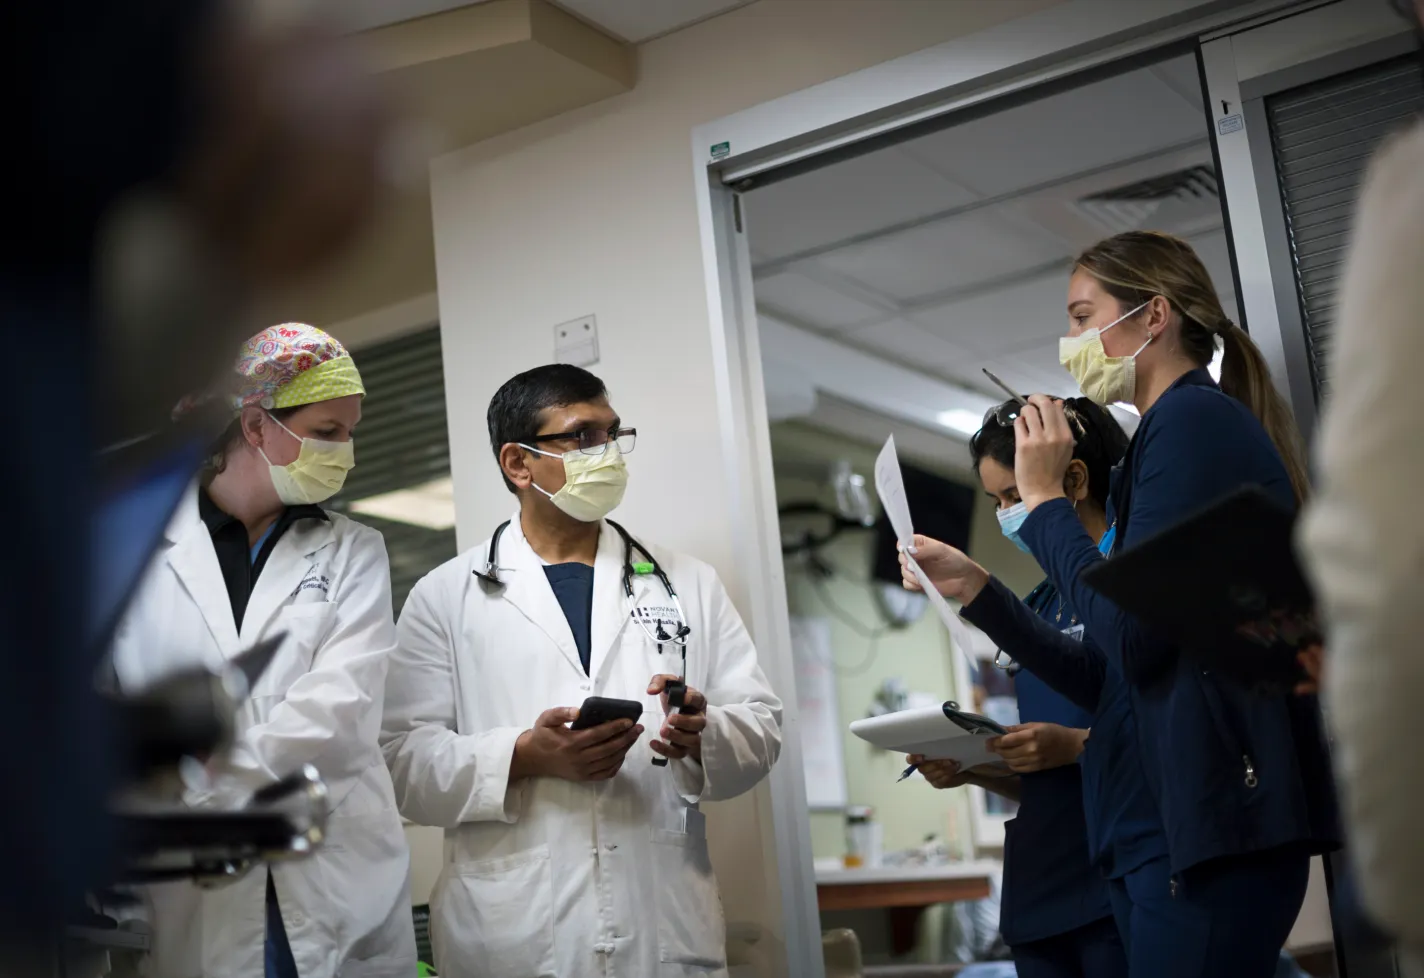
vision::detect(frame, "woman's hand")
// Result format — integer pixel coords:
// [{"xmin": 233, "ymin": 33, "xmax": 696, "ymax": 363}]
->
[
  {"xmin": 908, "ymin": 755, "xmax": 972, "ymax": 790},
  {"xmin": 986, "ymin": 722, "xmax": 1088, "ymax": 773},
  {"xmin": 909, "ymin": 754, "xmax": 1021, "ymax": 800},
  {"xmin": 899, "ymin": 534, "xmax": 990, "ymax": 605},
  {"xmin": 1014, "ymin": 395, "xmax": 1076, "ymax": 512}
]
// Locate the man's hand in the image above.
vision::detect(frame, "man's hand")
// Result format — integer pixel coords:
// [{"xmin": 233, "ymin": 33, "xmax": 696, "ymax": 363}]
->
[
  {"xmin": 899, "ymin": 534, "xmax": 990, "ymax": 605},
  {"xmin": 986, "ymin": 722, "xmax": 1087, "ymax": 773},
  {"xmin": 648, "ymin": 675, "xmax": 708, "ymax": 763},
  {"xmin": 509, "ymin": 707, "xmax": 643, "ymax": 783}
]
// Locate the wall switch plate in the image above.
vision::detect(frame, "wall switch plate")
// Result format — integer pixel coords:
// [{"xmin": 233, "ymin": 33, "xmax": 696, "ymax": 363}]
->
[{"xmin": 555, "ymin": 315, "xmax": 599, "ymax": 367}]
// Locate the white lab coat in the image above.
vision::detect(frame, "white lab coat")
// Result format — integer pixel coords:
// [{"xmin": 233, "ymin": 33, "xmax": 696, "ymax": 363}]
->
[
  {"xmin": 382, "ymin": 517, "xmax": 782, "ymax": 978},
  {"xmin": 111, "ymin": 488, "xmax": 416, "ymax": 978}
]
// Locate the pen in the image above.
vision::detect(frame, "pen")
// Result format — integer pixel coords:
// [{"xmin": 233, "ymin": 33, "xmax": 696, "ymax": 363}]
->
[
  {"xmin": 897, "ymin": 763, "xmax": 918, "ymax": 783},
  {"xmin": 982, "ymin": 367, "xmax": 1027, "ymax": 406}
]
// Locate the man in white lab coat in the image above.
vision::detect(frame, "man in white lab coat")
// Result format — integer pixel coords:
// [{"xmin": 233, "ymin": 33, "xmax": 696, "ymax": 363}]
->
[{"xmin": 382, "ymin": 364, "xmax": 783, "ymax": 978}]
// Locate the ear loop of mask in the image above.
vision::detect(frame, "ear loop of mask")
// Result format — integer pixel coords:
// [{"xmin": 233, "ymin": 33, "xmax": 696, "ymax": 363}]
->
[
  {"xmin": 1099, "ymin": 300, "xmax": 1152, "ymax": 348},
  {"xmin": 256, "ymin": 412, "xmax": 301, "ymax": 468},
  {"xmin": 518, "ymin": 444, "xmax": 560, "ymax": 501}
]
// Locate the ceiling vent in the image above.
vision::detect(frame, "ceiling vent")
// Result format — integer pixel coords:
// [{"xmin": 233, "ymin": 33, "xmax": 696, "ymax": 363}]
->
[{"xmin": 1073, "ymin": 164, "xmax": 1220, "ymax": 234}]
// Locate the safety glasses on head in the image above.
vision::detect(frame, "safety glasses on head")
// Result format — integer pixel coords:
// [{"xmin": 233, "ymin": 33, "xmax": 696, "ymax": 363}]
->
[
  {"xmin": 983, "ymin": 397, "xmax": 1086, "ymax": 439},
  {"xmin": 521, "ymin": 425, "xmax": 637, "ymax": 456}
]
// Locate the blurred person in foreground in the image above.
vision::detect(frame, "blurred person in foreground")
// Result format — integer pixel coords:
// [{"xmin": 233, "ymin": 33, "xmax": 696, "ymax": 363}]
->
[
  {"xmin": 1, "ymin": 0, "xmax": 388, "ymax": 956},
  {"xmin": 1298, "ymin": 0, "xmax": 1424, "ymax": 971}
]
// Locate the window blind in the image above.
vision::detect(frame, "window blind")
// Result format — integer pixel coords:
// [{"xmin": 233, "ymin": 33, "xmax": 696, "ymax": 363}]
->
[{"xmin": 1265, "ymin": 54, "xmax": 1422, "ymax": 400}]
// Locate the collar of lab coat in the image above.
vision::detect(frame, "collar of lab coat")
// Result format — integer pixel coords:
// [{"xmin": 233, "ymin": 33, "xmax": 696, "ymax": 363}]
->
[
  {"xmin": 164, "ymin": 484, "xmax": 335, "ymax": 657},
  {"xmin": 501, "ymin": 513, "xmax": 635, "ymax": 682}
]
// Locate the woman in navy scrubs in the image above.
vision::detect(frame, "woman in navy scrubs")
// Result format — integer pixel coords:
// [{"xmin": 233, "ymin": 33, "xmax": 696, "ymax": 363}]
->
[
  {"xmin": 913, "ymin": 396, "xmax": 1129, "ymax": 978},
  {"xmin": 909, "ymin": 232, "xmax": 1339, "ymax": 977}
]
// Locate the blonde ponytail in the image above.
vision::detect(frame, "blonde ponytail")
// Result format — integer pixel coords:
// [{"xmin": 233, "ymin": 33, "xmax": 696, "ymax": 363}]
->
[{"xmin": 1217, "ymin": 322, "xmax": 1310, "ymax": 504}]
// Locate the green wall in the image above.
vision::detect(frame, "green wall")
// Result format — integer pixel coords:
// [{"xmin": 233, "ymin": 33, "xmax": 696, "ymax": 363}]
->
[{"xmin": 770, "ymin": 421, "xmax": 1043, "ymax": 862}]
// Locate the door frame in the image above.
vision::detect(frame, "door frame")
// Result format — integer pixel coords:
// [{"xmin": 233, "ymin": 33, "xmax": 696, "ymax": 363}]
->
[{"xmin": 691, "ymin": 2, "xmax": 1351, "ymax": 974}]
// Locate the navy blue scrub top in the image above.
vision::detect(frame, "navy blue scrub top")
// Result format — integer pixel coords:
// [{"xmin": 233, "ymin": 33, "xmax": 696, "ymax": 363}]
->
[
  {"xmin": 545, "ymin": 563, "xmax": 595, "ymax": 674},
  {"xmin": 998, "ymin": 580, "xmax": 1114, "ymax": 947}
]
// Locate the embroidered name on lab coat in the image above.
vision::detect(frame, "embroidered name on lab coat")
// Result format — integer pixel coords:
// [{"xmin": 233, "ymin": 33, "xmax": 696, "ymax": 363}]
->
[
  {"xmin": 293, "ymin": 573, "xmax": 332, "ymax": 597},
  {"xmin": 630, "ymin": 605, "xmax": 679, "ymax": 624}
]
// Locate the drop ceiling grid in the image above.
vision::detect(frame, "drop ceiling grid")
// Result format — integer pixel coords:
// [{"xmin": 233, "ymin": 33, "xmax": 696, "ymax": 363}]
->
[
  {"xmin": 811, "ymin": 204, "xmax": 1077, "ymax": 304},
  {"xmin": 742, "ymin": 147, "xmax": 982, "ymax": 263},
  {"xmin": 745, "ymin": 54, "xmax": 1229, "ymax": 404},
  {"xmin": 895, "ymin": 66, "xmax": 1209, "ymax": 200}
]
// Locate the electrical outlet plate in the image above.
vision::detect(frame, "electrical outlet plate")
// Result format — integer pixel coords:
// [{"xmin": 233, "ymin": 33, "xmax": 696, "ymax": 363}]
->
[{"xmin": 555, "ymin": 315, "xmax": 600, "ymax": 367}]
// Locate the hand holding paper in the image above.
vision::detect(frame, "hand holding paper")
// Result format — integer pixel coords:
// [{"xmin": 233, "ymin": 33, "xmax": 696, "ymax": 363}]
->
[{"xmin": 874, "ymin": 437, "xmax": 989, "ymax": 659}]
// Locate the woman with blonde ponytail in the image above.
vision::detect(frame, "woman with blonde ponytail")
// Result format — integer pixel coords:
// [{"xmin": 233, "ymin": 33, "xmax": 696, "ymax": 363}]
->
[{"xmin": 917, "ymin": 230, "xmax": 1338, "ymax": 975}]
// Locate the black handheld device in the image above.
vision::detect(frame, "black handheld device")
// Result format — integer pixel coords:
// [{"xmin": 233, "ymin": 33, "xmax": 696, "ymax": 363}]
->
[
  {"xmin": 651, "ymin": 679, "xmax": 699, "ymax": 767},
  {"xmin": 569, "ymin": 696, "xmax": 644, "ymax": 731}
]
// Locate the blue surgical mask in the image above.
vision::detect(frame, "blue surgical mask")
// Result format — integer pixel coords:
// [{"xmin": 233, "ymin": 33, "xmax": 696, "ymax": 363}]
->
[{"xmin": 997, "ymin": 502, "xmax": 1032, "ymax": 554}]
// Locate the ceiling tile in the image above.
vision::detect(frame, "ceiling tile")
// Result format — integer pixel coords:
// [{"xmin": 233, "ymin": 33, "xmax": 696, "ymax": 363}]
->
[
  {"xmin": 555, "ymin": 0, "xmax": 750, "ymax": 43},
  {"xmin": 754, "ymin": 272, "xmax": 889, "ymax": 331},
  {"xmin": 745, "ymin": 149, "xmax": 980, "ymax": 262},
  {"xmin": 911, "ymin": 270, "xmax": 1067, "ymax": 356},
  {"xmin": 839, "ymin": 319, "xmax": 984, "ymax": 387},
  {"xmin": 816, "ymin": 208, "xmax": 1069, "ymax": 302},
  {"xmin": 1150, "ymin": 53, "xmax": 1206, "ymax": 111},
  {"xmin": 902, "ymin": 69, "xmax": 1208, "ymax": 199}
]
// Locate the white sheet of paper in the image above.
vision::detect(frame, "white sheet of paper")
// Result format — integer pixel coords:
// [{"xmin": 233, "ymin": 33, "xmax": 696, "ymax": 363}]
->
[
  {"xmin": 874, "ymin": 435, "xmax": 985, "ymax": 664},
  {"xmin": 874, "ymin": 435, "xmax": 915, "ymax": 551},
  {"xmin": 850, "ymin": 705, "xmax": 1001, "ymax": 768},
  {"xmin": 907, "ymin": 553, "xmax": 980, "ymax": 653}
]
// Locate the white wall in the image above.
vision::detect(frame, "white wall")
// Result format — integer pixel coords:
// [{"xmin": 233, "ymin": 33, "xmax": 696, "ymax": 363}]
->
[{"xmin": 428, "ymin": 0, "xmax": 1060, "ymax": 967}]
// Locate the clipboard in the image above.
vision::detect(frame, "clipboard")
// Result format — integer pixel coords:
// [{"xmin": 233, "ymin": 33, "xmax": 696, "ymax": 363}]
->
[
  {"xmin": 1080, "ymin": 486, "xmax": 1315, "ymax": 693},
  {"xmin": 850, "ymin": 701, "xmax": 1008, "ymax": 767}
]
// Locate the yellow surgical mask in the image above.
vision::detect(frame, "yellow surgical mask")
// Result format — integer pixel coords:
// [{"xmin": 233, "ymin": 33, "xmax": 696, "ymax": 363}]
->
[
  {"xmin": 521, "ymin": 441, "xmax": 628, "ymax": 522},
  {"xmin": 1058, "ymin": 300, "xmax": 1151, "ymax": 406},
  {"xmin": 259, "ymin": 413, "xmax": 355, "ymax": 505}
]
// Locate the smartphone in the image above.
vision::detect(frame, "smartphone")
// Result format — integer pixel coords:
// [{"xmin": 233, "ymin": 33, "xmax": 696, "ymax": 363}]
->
[{"xmin": 569, "ymin": 696, "xmax": 644, "ymax": 731}]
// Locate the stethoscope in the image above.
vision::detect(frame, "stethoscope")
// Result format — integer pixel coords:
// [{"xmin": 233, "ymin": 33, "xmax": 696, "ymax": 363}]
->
[
  {"xmin": 475, "ymin": 518, "xmax": 695, "ymax": 767},
  {"xmin": 474, "ymin": 518, "xmax": 692, "ymax": 653}
]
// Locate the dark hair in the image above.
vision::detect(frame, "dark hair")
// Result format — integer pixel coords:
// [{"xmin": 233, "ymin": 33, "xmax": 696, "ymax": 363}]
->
[
  {"xmin": 1074, "ymin": 231, "xmax": 1309, "ymax": 503},
  {"xmin": 969, "ymin": 397, "xmax": 1128, "ymax": 512},
  {"xmin": 487, "ymin": 364, "xmax": 608, "ymax": 493},
  {"xmin": 205, "ymin": 406, "xmax": 301, "ymax": 476}
]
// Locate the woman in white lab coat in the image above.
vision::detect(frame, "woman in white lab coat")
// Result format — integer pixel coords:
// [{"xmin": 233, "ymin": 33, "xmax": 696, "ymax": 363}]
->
[{"xmin": 112, "ymin": 324, "xmax": 415, "ymax": 978}]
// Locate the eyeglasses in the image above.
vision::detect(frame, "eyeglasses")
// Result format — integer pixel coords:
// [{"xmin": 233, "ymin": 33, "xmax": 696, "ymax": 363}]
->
[
  {"xmin": 522, "ymin": 425, "xmax": 637, "ymax": 456},
  {"xmin": 983, "ymin": 398, "xmax": 1086, "ymax": 439}
]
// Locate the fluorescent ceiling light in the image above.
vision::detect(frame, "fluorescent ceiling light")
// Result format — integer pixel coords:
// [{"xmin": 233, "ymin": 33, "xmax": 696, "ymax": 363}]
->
[
  {"xmin": 937, "ymin": 409, "xmax": 983, "ymax": 436},
  {"xmin": 349, "ymin": 476, "xmax": 457, "ymax": 530}
]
